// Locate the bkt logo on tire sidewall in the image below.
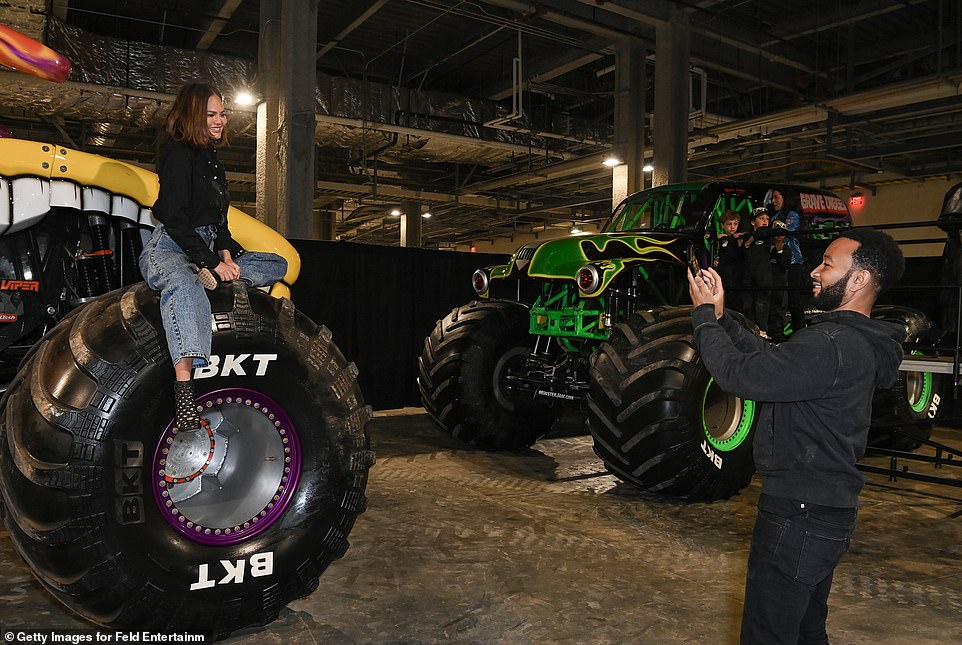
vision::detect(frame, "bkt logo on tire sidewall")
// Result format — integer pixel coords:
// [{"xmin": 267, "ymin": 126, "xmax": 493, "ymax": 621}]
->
[
  {"xmin": 928, "ymin": 393, "xmax": 941, "ymax": 419},
  {"xmin": 115, "ymin": 440, "xmax": 145, "ymax": 525},
  {"xmin": 194, "ymin": 353, "xmax": 278, "ymax": 379},
  {"xmin": 190, "ymin": 552, "xmax": 274, "ymax": 591},
  {"xmin": 700, "ymin": 440, "xmax": 723, "ymax": 470}
]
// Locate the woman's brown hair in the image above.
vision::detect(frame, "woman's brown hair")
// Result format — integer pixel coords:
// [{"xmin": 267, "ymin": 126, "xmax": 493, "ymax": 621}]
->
[{"xmin": 161, "ymin": 82, "xmax": 228, "ymax": 147}]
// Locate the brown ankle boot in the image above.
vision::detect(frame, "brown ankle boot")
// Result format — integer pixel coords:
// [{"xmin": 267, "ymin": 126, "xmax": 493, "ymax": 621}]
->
[{"xmin": 173, "ymin": 380, "xmax": 202, "ymax": 432}]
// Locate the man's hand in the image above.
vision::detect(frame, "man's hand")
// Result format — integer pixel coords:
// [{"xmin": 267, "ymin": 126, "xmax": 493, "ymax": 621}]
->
[
  {"xmin": 687, "ymin": 267, "xmax": 725, "ymax": 319},
  {"xmin": 213, "ymin": 250, "xmax": 241, "ymax": 282}
]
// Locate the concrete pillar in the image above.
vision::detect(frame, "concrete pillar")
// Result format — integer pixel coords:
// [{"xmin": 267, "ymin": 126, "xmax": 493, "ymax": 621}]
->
[
  {"xmin": 612, "ymin": 164, "xmax": 630, "ymax": 213},
  {"xmin": 652, "ymin": 10, "xmax": 690, "ymax": 187},
  {"xmin": 256, "ymin": 0, "xmax": 320, "ymax": 239},
  {"xmin": 317, "ymin": 209, "xmax": 337, "ymax": 240},
  {"xmin": 401, "ymin": 200, "xmax": 422, "ymax": 248},
  {"xmin": 613, "ymin": 37, "xmax": 646, "ymax": 209}
]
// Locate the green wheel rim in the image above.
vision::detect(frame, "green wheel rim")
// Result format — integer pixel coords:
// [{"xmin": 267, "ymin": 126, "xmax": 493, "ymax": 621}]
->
[
  {"xmin": 701, "ymin": 377, "xmax": 755, "ymax": 451},
  {"xmin": 907, "ymin": 350, "xmax": 934, "ymax": 415},
  {"xmin": 908, "ymin": 372, "xmax": 933, "ymax": 414}
]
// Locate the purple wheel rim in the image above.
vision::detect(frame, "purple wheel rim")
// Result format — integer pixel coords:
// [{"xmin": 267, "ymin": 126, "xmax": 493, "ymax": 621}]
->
[{"xmin": 151, "ymin": 388, "xmax": 302, "ymax": 546}]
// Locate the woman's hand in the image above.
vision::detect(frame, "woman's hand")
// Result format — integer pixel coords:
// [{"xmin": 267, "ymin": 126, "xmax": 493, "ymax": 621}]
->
[{"xmin": 213, "ymin": 250, "xmax": 241, "ymax": 282}]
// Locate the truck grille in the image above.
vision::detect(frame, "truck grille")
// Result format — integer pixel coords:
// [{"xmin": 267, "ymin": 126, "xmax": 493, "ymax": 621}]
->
[{"xmin": 516, "ymin": 246, "xmax": 537, "ymax": 261}]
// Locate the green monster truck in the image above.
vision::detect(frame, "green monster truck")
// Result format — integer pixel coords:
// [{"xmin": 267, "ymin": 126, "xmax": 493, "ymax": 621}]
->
[{"xmin": 418, "ymin": 182, "xmax": 942, "ymax": 500}]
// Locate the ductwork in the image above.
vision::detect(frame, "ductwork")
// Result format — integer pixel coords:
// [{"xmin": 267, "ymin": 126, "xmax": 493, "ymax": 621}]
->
[{"xmin": 0, "ymin": 19, "xmax": 598, "ymax": 169}]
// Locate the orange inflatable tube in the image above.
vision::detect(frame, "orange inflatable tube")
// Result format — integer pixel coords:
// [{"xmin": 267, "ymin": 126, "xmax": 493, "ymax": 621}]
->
[{"xmin": 0, "ymin": 24, "xmax": 71, "ymax": 82}]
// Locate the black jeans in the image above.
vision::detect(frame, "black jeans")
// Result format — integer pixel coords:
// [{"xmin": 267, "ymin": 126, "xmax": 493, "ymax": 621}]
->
[
  {"xmin": 769, "ymin": 270, "xmax": 788, "ymax": 339},
  {"xmin": 744, "ymin": 259, "xmax": 772, "ymax": 333},
  {"xmin": 786, "ymin": 264, "xmax": 808, "ymax": 334},
  {"xmin": 740, "ymin": 494, "xmax": 857, "ymax": 645}
]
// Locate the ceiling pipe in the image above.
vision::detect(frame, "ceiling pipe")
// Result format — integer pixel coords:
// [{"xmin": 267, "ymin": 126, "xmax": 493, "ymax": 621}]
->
[
  {"xmin": 476, "ymin": 0, "xmax": 636, "ymax": 42},
  {"xmin": 755, "ymin": 0, "xmax": 930, "ymax": 48},
  {"xmin": 315, "ymin": 112, "xmax": 570, "ymax": 160},
  {"xmin": 317, "ymin": 0, "xmax": 391, "ymax": 60},
  {"xmin": 576, "ymin": 0, "xmax": 819, "ymax": 76},
  {"xmin": 690, "ymin": 70, "xmax": 962, "ymax": 152},
  {"xmin": 459, "ymin": 150, "xmax": 614, "ymax": 195},
  {"xmin": 196, "ymin": 0, "xmax": 244, "ymax": 50},
  {"xmin": 315, "ymin": 179, "xmax": 510, "ymax": 209}
]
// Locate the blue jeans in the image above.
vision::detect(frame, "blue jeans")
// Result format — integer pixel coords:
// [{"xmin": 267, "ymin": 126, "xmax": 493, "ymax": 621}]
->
[
  {"xmin": 740, "ymin": 494, "xmax": 857, "ymax": 645},
  {"xmin": 139, "ymin": 224, "xmax": 288, "ymax": 367}
]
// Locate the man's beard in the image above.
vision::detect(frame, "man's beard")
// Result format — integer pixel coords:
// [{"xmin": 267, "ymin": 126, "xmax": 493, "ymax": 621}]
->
[{"xmin": 812, "ymin": 268, "xmax": 854, "ymax": 311}]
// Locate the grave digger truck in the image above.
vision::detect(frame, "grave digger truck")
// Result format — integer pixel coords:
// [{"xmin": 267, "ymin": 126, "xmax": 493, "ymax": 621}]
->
[
  {"xmin": 418, "ymin": 181, "xmax": 944, "ymax": 501},
  {"xmin": 0, "ymin": 139, "xmax": 374, "ymax": 639}
]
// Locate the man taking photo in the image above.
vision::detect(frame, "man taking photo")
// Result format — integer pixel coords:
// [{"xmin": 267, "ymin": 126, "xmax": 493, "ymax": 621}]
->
[{"xmin": 687, "ymin": 229, "xmax": 906, "ymax": 644}]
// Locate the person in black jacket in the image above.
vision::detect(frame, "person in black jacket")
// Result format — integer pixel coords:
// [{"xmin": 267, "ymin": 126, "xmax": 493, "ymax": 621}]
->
[
  {"xmin": 687, "ymin": 228, "xmax": 905, "ymax": 645},
  {"xmin": 139, "ymin": 82, "xmax": 287, "ymax": 433},
  {"xmin": 769, "ymin": 188, "xmax": 808, "ymax": 335},
  {"xmin": 767, "ymin": 219, "xmax": 791, "ymax": 341},
  {"xmin": 743, "ymin": 207, "xmax": 774, "ymax": 335},
  {"xmin": 714, "ymin": 209, "xmax": 746, "ymax": 313}
]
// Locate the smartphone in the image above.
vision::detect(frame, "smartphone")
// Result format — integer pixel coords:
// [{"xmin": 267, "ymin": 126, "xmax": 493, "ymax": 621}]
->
[{"xmin": 689, "ymin": 253, "xmax": 701, "ymax": 277}]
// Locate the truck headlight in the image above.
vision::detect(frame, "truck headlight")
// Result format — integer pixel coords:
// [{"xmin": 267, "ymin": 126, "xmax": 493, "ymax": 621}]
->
[
  {"xmin": 577, "ymin": 264, "xmax": 601, "ymax": 294},
  {"xmin": 472, "ymin": 269, "xmax": 490, "ymax": 295}
]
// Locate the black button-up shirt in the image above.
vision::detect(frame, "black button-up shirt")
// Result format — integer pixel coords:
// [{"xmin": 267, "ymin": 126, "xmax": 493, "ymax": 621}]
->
[{"xmin": 152, "ymin": 141, "xmax": 243, "ymax": 268}]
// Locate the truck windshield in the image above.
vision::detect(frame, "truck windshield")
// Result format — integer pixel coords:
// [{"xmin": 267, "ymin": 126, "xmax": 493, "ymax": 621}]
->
[{"xmin": 606, "ymin": 189, "xmax": 699, "ymax": 232}]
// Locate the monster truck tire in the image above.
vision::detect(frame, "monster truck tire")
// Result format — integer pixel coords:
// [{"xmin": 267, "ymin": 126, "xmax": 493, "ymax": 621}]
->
[
  {"xmin": 869, "ymin": 306, "xmax": 942, "ymax": 451},
  {"xmin": 587, "ymin": 306, "xmax": 758, "ymax": 500},
  {"xmin": 418, "ymin": 299, "xmax": 560, "ymax": 449},
  {"xmin": 0, "ymin": 282, "xmax": 373, "ymax": 639}
]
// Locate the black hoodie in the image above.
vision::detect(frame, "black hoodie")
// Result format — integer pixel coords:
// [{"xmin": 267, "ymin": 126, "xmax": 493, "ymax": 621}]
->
[{"xmin": 692, "ymin": 305, "xmax": 904, "ymax": 507}]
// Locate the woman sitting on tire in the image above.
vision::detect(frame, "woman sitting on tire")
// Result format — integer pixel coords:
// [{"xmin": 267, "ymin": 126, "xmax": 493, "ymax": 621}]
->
[{"xmin": 139, "ymin": 82, "xmax": 287, "ymax": 432}]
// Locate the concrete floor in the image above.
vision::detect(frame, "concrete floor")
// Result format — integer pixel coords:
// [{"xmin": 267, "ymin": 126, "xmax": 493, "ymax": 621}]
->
[{"xmin": 2, "ymin": 408, "xmax": 961, "ymax": 644}]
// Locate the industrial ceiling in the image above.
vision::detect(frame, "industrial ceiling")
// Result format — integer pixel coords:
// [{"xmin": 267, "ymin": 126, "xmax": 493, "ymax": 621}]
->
[{"xmin": 1, "ymin": 0, "xmax": 960, "ymax": 247}]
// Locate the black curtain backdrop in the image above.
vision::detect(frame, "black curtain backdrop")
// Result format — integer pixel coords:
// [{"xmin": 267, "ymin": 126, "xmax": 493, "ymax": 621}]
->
[
  {"xmin": 878, "ymin": 256, "xmax": 939, "ymax": 319},
  {"xmin": 286, "ymin": 243, "xmax": 940, "ymax": 411},
  {"xmin": 289, "ymin": 240, "xmax": 508, "ymax": 411}
]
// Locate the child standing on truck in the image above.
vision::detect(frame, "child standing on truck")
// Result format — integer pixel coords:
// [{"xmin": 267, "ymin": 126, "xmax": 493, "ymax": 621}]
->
[
  {"xmin": 714, "ymin": 209, "xmax": 745, "ymax": 313},
  {"xmin": 743, "ymin": 207, "xmax": 774, "ymax": 337},
  {"xmin": 768, "ymin": 219, "xmax": 791, "ymax": 341}
]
